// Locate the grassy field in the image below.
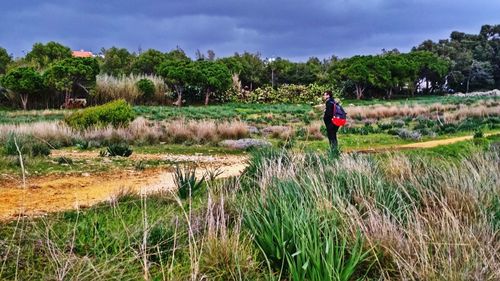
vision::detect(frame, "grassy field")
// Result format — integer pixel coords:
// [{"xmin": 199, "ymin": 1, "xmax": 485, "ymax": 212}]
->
[
  {"xmin": 0, "ymin": 96, "xmax": 499, "ymax": 280},
  {"xmin": 0, "ymin": 135, "xmax": 498, "ymax": 280}
]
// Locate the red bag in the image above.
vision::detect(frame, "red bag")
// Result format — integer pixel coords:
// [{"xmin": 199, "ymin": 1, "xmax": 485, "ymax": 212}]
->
[
  {"xmin": 331, "ymin": 102, "xmax": 347, "ymax": 127},
  {"xmin": 332, "ymin": 117, "xmax": 346, "ymax": 126}
]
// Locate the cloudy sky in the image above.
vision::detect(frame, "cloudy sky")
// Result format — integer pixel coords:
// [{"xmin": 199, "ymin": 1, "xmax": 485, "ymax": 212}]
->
[{"xmin": 1, "ymin": 0, "xmax": 498, "ymax": 61}]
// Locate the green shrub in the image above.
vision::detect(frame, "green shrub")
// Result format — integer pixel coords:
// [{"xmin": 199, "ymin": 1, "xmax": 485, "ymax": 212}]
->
[
  {"xmin": 474, "ymin": 130, "xmax": 484, "ymax": 139},
  {"xmin": 64, "ymin": 99, "xmax": 135, "ymax": 130},
  {"xmin": 57, "ymin": 156, "xmax": 73, "ymax": 164},
  {"xmin": 75, "ymin": 139, "xmax": 90, "ymax": 150},
  {"xmin": 245, "ymin": 84, "xmax": 330, "ymax": 104},
  {"xmin": 3, "ymin": 133, "xmax": 51, "ymax": 157},
  {"xmin": 106, "ymin": 143, "xmax": 133, "ymax": 157},
  {"xmin": 136, "ymin": 78, "xmax": 155, "ymax": 99},
  {"xmin": 174, "ymin": 165, "xmax": 205, "ymax": 199}
]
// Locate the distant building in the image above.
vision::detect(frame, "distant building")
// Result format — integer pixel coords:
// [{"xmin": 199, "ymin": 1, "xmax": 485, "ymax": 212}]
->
[{"xmin": 72, "ymin": 49, "xmax": 94, "ymax": 58}]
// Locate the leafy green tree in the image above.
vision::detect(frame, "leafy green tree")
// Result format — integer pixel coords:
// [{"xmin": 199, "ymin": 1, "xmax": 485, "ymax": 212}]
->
[
  {"xmin": 410, "ymin": 51, "xmax": 449, "ymax": 93},
  {"xmin": 219, "ymin": 56, "xmax": 243, "ymax": 75},
  {"xmin": 413, "ymin": 25, "xmax": 499, "ymax": 92},
  {"xmin": 132, "ymin": 49, "xmax": 165, "ymax": 75},
  {"xmin": 101, "ymin": 47, "xmax": 134, "ymax": 76},
  {"xmin": 157, "ymin": 58, "xmax": 196, "ymax": 106},
  {"xmin": 229, "ymin": 52, "xmax": 265, "ymax": 90},
  {"xmin": 43, "ymin": 58, "xmax": 99, "ymax": 105},
  {"xmin": 468, "ymin": 60, "xmax": 495, "ymax": 91},
  {"xmin": 334, "ymin": 56, "xmax": 371, "ymax": 99},
  {"xmin": 0, "ymin": 47, "xmax": 12, "ymax": 74},
  {"xmin": 267, "ymin": 57, "xmax": 294, "ymax": 86},
  {"xmin": 25, "ymin": 41, "xmax": 72, "ymax": 70},
  {"xmin": 194, "ymin": 60, "xmax": 232, "ymax": 105},
  {"xmin": 164, "ymin": 48, "xmax": 190, "ymax": 62},
  {"xmin": 1, "ymin": 67, "xmax": 44, "ymax": 110}
]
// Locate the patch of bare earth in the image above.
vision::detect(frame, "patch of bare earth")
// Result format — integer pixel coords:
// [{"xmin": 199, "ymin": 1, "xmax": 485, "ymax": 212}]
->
[
  {"xmin": 0, "ymin": 153, "xmax": 247, "ymax": 220},
  {"xmin": 346, "ymin": 133, "xmax": 496, "ymax": 153}
]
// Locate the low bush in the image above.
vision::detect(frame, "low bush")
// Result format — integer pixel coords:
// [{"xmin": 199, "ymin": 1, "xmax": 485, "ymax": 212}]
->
[
  {"xmin": 136, "ymin": 78, "xmax": 155, "ymax": 100},
  {"xmin": 174, "ymin": 165, "xmax": 205, "ymax": 199},
  {"xmin": 395, "ymin": 128, "xmax": 422, "ymax": 140},
  {"xmin": 106, "ymin": 143, "xmax": 133, "ymax": 157},
  {"xmin": 64, "ymin": 99, "xmax": 136, "ymax": 130},
  {"xmin": 474, "ymin": 130, "xmax": 484, "ymax": 139},
  {"xmin": 3, "ymin": 133, "xmax": 51, "ymax": 157},
  {"xmin": 56, "ymin": 156, "xmax": 73, "ymax": 165}
]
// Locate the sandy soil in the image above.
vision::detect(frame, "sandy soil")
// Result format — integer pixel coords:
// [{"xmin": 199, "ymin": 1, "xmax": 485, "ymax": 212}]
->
[
  {"xmin": 0, "ymin": 133, "xmax": 495, "ymax": 220},
  {"xmin": 0, "ymin": 154, "xmax": 247, "ymax": 220}
]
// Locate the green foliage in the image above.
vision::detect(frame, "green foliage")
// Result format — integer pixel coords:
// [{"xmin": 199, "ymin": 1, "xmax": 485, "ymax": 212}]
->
[
  {"xmin": 101, "ymin": 47, "xmax": 135, "ymax": 76},
  {"xmin": 157, "ymin": 57, "xmax": 196, "ymax": 105},
  {"xmin": 1, "ymin": 67, "xmax": 44, "ymax": 110},
  {"xmin": 195, "ymin": 60, "xmax": 232, "ymax": 104},
  {"xmin": 0, "ymin": 46, "xmax": 12, "ymax": 74},
  {"xmin": 333, "ymin": 52, "xmax": 449, "ymax": 99},
  {"xmin": 474, "ymin": 130, "xmax": 484, "ymax": 138},
  {"xmin": 25, "ymin": 41, "xmax": 72, "ymax": 69},
  {"xmin": 64, "ymin": 99, "xmax": 135, "ymax": 129},
  {"xmin": 43, "ymin": 57, "xmax": 99, "ymax": 102},
  {"xmin": 244, "ymin": 83, "xmax": 329, "ymax": 104},
  {"xmin": 243, "ymin": 178, "xmax": 372, "ymax": 281},
  {"xmin": 3, "ymin": 133, "xmax": 51, "ymax": 157},
  {"xmin": 135, "ymin": 78, "xmax": 155, "ymax": 99},
  {"xmin": 106, "ymin": 143, "xmax": 133, "ymax": 157},
  {"xmin": 174, "ymin": 165, "xmax": 205, "ymax": 199},
  {"xmin": 414, "ymin": 24, "xmax": 500, "ymax": 91},
  {"xmin": 56, "ymin": 156, "xmax": 73, "ymax": 164},
  {"xmin": 131, "ymin": 49, "xmax": 165, "ymax": 75}
]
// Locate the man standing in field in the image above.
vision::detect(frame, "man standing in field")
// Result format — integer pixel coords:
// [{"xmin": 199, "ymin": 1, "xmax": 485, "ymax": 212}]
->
[{"xmin": 323, "ymin": 91, "xmax": 339, "ymax": 149}]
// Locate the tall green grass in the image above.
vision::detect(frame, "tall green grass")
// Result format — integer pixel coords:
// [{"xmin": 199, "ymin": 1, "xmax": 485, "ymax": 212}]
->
[
  {"xmin": 1, "ymin": 144, "xmax": 499, "ymax": 280},
  {"xmin": 241, "ymin": 146, "xmax": 500, "ymax": 280}
]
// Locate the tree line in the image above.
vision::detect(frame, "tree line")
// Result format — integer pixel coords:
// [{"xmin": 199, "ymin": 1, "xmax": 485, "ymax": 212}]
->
[{"xmin": 0, "ymin": 24, "xmax": 498, "ymax": 109}]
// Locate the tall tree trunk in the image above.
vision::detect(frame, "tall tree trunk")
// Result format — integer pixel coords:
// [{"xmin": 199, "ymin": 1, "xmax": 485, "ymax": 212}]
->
[
  {"xmin": 386, "ymin": 88, "xmax": 393, "ymax": 99},
  {"xmin": 204, "ymin": 89, "xmax": 211, "ymax": 106},
  {"xmin": 64, "ymin": 90, "xmax": 71, "ymax": 107},
  {"xmin": 20, "ymin": 94, "xmax": 28, "ymax": 110},
  {"xmin": 355, "ymin": 84, "xmax": 365, "ymax": 99},
  {"xmin": 174, "ymin": 85, "xmax": 183, "ymax": 107}
]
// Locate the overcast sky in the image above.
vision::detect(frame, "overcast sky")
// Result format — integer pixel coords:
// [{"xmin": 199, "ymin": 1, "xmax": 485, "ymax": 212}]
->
[{"xmin": 1, "ymin": 0, "xmax": 498, "ymax": 61}]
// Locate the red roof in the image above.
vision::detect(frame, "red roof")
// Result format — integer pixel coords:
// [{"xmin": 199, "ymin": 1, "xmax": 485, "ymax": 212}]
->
[{"xmin": 72, "ymin": 50, "xmax": 93, "ymax": 58}]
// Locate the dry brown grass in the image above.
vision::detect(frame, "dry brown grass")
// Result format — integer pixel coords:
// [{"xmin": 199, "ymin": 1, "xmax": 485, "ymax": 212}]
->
[
  {"xmin": 0, "ymin": 118, "xmax": 249, "ymax": 146},
  {"xmin": 262, "ymin": 125, "xmax": 294, "ymax": 140},
  {"xmin": 94, "ymin": 74, "xmax": 168, "ymax": 104},
  {"xmin": 443, "ymin": 104, "xmax": 500, "ymax": 121},
  {"xmin": 305, "ymin": 121, "xmax": 324, "ymax": 140},
  {"xmin": 217, "ymin": 121, "xmax": 249, "ymax": 140},
  {"xmin": 347, "ymin": 100, "xmax": 500, "ymax": 121}
]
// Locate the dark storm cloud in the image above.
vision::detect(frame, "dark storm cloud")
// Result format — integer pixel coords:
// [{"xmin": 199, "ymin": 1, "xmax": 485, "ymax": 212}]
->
[{"xmin": 1, "ymin": 0, "xmax": 498, "ymax": 60}]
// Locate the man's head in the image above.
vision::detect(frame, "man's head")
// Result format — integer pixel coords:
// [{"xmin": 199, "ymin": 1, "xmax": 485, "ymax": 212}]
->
[{"xmin": 323, "ymin": 90, "xmax": 333, "ymax": 101}]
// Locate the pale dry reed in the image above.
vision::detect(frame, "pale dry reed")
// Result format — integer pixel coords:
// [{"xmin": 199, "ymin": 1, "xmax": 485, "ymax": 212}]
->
[
  {"xmin": 94, "ymin": 74, "xmax": 168, "ymax": 104},
  {"xmin": 348, "ymin": 100, "xmax": 500, "ymax": 120},
  {"xmin": 0, "ymin": 118, "xmax": 249, "ymax": 146}
]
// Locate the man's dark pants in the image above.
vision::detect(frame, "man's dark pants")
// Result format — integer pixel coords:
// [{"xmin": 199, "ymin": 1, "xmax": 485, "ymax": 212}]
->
[{"xmin": 325, "ymin": 122, "xmax": 339, "ymax": 149}]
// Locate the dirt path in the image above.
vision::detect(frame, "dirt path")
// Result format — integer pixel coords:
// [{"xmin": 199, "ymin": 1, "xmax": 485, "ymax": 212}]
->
[
  {"xmin": 346, "ymin": 133, "xmax": 497, "ymax": 153},
  {"xmin": 1, "ymin": 133, "xmax": 497, "ymax": 220},
  {"xmin": 0, "ymin": 154, "xmax": 247, "ymax": 220}
]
